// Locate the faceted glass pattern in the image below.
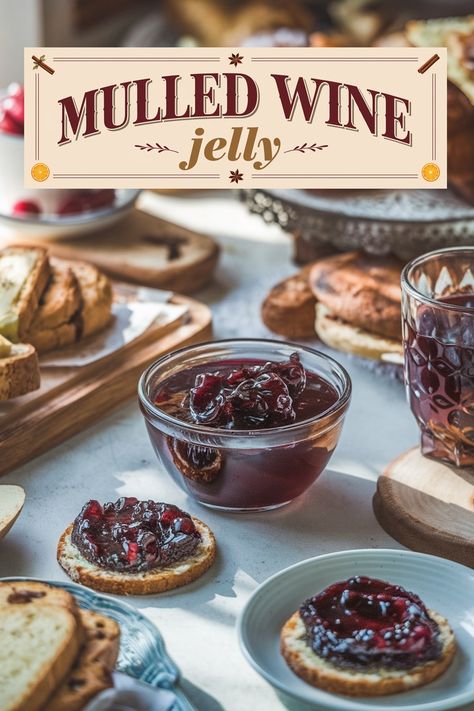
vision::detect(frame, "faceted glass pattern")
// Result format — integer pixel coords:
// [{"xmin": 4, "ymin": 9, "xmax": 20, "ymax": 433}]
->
[{"xmin": 402, "ymin": 248, "xmax": 474, "ymax": 467}]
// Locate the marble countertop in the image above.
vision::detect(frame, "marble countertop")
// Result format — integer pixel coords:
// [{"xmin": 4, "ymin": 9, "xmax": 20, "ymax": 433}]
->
[{"xmin": 0, "ymin": 192, "xmax": 471, "ymax": 711}]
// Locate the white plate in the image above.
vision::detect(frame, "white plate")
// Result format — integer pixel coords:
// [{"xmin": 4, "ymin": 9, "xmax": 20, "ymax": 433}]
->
[{"xmin": 238, "ymin": 549, "xmax": 474, "ymax": 711}]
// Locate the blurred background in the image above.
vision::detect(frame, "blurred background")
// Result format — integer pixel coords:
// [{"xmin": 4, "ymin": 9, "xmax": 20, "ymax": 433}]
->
[{"xmin": 1, "ymin": 0, "xmax": 474, "ymax": 85}]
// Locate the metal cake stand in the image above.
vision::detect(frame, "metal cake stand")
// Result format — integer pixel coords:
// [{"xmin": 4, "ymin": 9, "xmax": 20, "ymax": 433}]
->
[{"xmin": 243, "ymin": 188, "xmax": 474, "ymax": 260}]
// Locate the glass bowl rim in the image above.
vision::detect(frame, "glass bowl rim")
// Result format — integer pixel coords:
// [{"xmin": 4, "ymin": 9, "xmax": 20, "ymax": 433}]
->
[
  {"xmin": 401, "ymin": 246, "xmax": 474, "ymax": 313},
  {"xmin": 138, "ymin": 338, "xmax": 352, "ymax": 439}
]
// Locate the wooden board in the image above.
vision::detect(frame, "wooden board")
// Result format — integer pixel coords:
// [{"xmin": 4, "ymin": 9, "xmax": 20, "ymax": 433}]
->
[
  {"xmin": 3, "ymin": 209, "xmax": 219, "ymax": 294},
  {"xmin": 0, "ymin": 293, "xmax": 212, "ymax": 478},
  {"xmin": 373, "ymin": 447, "xmax": 474, "ymax": 568}
]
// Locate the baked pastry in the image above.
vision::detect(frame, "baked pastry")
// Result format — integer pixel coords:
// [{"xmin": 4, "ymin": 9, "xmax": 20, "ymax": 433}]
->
[
  {"xmin": 406, "ymin": 16, "xmax": 474, "ymax": 203},
  {"xmin": 45, "ymin": 610, "xmax": 119, "ymax": 711},
  {"xmin": 281, "ymin": 576, "xmax": 456, "ymax": 696},
  {"xmin": 0, "ymin": 600, "xmax": 82, "ymax": 711},
  {"xmin": 0, "ymin": 335, "xmax": 41, "ymax": 400},
  {"xmin": 261, "ymin": 266, "xmax": 317, "ymax": 339},
  {"xmin": 0, "ymin": 245, "xmax": 50, "ymax": 341},
  {"xmin": 58, "ymin": 497, "xmax": 216, "ymax": 594},
  {"xmin": 310, "ymin": 252, "xmax": 403, "ymax": 340}
]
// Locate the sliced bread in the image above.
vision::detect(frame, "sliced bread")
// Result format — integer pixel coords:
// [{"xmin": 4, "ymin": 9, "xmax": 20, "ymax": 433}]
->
[
  {"xmin": 0, "ymin": 246, "xmax": 50, "ymax": 341},
  {"xmin": 29, "ymin": 259, "xmax": 81, "ymax": 332},
  {"xmin": 57, "ymin": 517, "xmax": 216, "ymax": 595},
  {"xmin": 0, "ymin": 603, "xmax": 82, "ymax": 711},
  {"xmin": 0, "ymin": 581, "xmax": 80, "ymax": 618},
  {"xmin": 44, "ymin": 610, "xmax": 120, "ymax": 711},
  {"xmin": 315, "ymin": 303, "xmax": 403, "ymax": 363},
  {"xmin": 0, "ymin": 339, "xmax": 41, "ymax": 400},
  {"xmin": 68, "ymin": 261, "xmax": 113, "ymax": 339}
]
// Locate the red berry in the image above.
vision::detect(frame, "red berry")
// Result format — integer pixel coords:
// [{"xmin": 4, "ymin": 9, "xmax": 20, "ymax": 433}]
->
[
  {"xmin": 127, "ymin": 541, "xmax": 139, "ymax": 562},
  {"xmin": 84, "ymin": 500, "xmax": 103, "ymax": 519},
  {"xmin": 174, "ymin": 517, "xmax": 196, "ymax": 535},
  {"xmin": 2, "ymin": 96, "xmax": 24, "ymax": 127},
  {"xmin": 0, "ymin": 107, "xmax": 23, "ymax": 135},
  {"xmin": 12, "ymin": 200, "xmax": 41, "ymax": 217}
]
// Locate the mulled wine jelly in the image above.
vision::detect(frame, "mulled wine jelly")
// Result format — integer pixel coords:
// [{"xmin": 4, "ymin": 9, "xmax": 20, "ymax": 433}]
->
[{"xmin": 141, "ymin": 349, "xmax": 349, "ymax": 511}]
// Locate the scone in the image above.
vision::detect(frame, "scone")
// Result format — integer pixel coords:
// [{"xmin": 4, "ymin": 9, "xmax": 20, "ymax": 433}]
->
[
  {"xmin": 261, "ymin": 266, "xmax": 317, "ymax": 339},
  {"xmin": 58, "ymin": 497, "xmax": 216, "ymax": 595},
  {"xmin": 281, "ymin": 576, "xmax": 456, "ymax": 697}
]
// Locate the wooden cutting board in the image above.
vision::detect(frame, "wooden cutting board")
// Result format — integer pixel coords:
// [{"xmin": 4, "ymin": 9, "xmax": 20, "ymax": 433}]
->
[
  {"xmin": 3, "ymin": 209, "xmax": 219, "ymax": 293},
  {"xmin": 373, "ymin": 447, "xmax": 474, "ymax": 568},
  {"xmin": 0, "ymin": 290, "xmax": 212, "ymax": 478}
]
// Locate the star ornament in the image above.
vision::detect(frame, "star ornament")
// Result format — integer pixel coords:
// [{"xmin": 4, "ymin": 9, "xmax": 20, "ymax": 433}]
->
[
  {"xmin": 229, "ymin": 169, "xmax": 244, "ymax": 184},
  {"xmin": 229, "ymin": 53, "xmax": 243, "ymax": 67}
]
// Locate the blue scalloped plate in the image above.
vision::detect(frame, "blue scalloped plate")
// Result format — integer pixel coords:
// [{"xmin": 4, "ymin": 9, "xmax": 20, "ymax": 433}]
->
[{"xmin": 2, "ymin": 577, "xmax": 195, "ymax": 711}]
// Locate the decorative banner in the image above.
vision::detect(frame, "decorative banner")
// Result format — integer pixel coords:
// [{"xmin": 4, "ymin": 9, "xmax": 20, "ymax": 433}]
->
[{"xmin": 24, "ymin": 47, "xmax": 447, "ymax": 189}]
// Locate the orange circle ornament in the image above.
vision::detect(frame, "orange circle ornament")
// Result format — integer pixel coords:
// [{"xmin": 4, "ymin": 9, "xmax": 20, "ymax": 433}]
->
[
  {"xmin": 421, "ymin": 162, "xmax": 440, "ymax": 182},
  {"xmin": 31, "ymin": 162, "xmax": 50, "ymax": 182}
]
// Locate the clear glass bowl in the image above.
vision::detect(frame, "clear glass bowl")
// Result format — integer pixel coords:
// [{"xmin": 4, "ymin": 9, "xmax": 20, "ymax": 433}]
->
[
  {"xmin": 401, "ymin": 247, "xmax": 474, "ymax": 466},
  {"xmin": 138, "ymin": 339, "xmax": 351, "ymax": 512}
]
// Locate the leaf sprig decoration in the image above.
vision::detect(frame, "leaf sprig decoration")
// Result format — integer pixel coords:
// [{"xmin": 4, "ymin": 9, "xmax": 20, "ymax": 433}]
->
[
  {"xmin": 33, "ymin": 55, "xmax": 46, "ymax": 70},
  {"xmin": 134, "ymin": 142, "xmax": 178, "ymax": 154},
  {"xmin": 284, "ymin": 142, "xmax": 328, "ymax": 154}
]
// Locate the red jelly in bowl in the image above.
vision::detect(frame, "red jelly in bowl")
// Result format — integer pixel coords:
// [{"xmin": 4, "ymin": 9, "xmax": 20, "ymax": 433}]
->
[{"xmin": 139, "ymin": 340, "xmax": 351, "ymax": 512}]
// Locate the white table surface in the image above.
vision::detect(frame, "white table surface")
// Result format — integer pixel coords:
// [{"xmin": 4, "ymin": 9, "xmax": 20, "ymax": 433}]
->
[{"xmin": 0, "ymin": 191, "xmax": 472, "ymax": 711}]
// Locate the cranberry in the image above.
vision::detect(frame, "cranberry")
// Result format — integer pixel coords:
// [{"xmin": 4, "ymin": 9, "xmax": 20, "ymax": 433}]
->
[
  {"xmin": 173, "ymin": 517, "xmax": 196, "ymax": 535},
  {"xmin": 126, "ymin": 541, "xmax": 139, "ymax": 563},
  {"xmin": 0, "ymin": 107, "xmax": 23, "ymax": 135},
  {"xmin": 2, "ymin": 95, "xmax": 24, "ymax": 127},
  {"xmin": 12, "ymin": 200, "xmax": 42, "ymax": 217},
  {"xmin": 190, "ymin": 373, "xmax": 225, "ymax": 424},
  {"xmin": 300, "ymin": 577, "xmax": 441, "ymax": 670},
  {"xmin": 183, "ymin": 353, "xmax": 309, "ymax": 430},
  {"xmin": 229, "ymin": 372, "xmax": 295, "ymax": 427},
  {"xmin": 71, "ymin": 498, "xmax": 201, "ymax": 573}
]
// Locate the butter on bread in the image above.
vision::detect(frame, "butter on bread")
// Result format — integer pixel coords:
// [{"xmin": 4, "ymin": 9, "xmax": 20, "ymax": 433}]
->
[
  {"xmin": 0, "ymin": 246, "xmax": 50, "ymax": 341},
  {"xmin": 0, "ymin": 335, "xmax": 11, "ymax": 358},
  {"xmin": 0, "ymin": 339, "xmax": 40, "ymax": 400},
  {"xmin": 281, "ymin": 610, "xmax": 456, "ymax": 696}
]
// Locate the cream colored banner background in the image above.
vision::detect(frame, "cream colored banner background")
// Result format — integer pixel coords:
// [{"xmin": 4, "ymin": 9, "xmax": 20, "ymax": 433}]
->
[{"xmin": 24, "ymin": 47, "xmax": 446, "ymax": 189}]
